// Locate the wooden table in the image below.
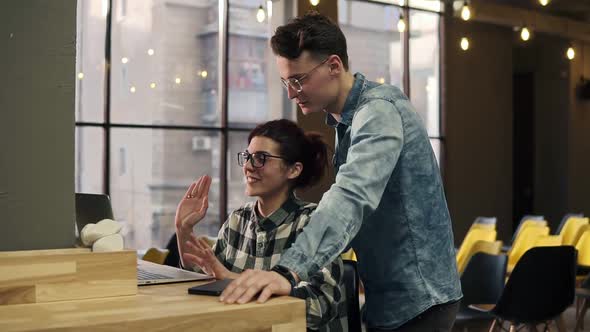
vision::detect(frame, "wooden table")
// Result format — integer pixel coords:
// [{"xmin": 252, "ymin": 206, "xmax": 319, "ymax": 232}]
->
[{"xmin": 0, "ymin": 280, "xmax": 306, "ymax": 331}]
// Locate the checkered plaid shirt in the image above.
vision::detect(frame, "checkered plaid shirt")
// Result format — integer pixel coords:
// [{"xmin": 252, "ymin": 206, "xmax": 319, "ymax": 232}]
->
[{"xmin": 210, "ymin": 194, "xmax": 348, "ymax": 332}]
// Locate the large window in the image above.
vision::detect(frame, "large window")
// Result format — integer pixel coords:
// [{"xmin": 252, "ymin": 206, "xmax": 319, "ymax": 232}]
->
[
  {"xmin": 338, "ymin": 0, "xmax": 443, "ymax": 165},
  {"xmin": 76, "ymin": 0, "xmax": 292, "ymax": 250},
  {"xmin": 77, "ymin": 0, "xmax": 444, "ymax": 250}
]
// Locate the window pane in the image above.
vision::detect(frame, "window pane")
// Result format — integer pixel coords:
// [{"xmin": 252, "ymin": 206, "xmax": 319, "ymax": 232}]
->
[
  {"xmin": 75, "ymin": 127, "xmax": 104, "ymax": 194},
  {"xmin": 110, "ymin": 129, "xmax": 221, "ymax": 250},
  {"xmin": 339, "ymin": 0, "xmax": 404, "ymax": 90},
  {"xmin": 227, "ymin": 131, "xmax": 250, "ymax": 214},
  {"xmin": 76, "ymin": 0, "xmax": 107, "ymax": 123},
  {"xmin": 110, "ymin": 0, "xmax": 219, "ymax": 127},
  {"xmin": 227, "ymin": 1, "xmax": 293, "ymax": 127},
  {"xmin": 410, "ymin": 10, "xmax": 440, "ymax": 137},
  {"xmin": 408, "ymin": 0, "xmax": 443, "ymax": 12},
  {"xmin": 430, "ymin": 138, "xmax": 441, "ymax": 167}
]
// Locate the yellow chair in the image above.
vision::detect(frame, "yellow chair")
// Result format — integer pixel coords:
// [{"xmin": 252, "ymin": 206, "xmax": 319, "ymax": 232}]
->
[
  {"xmin": 341, "ymin": 249, "xmax": 357, "ymax": 261},
  {"xmin": 534, "ymin": 235, "xmax": 563, "ymax": 247},
  {"xmin": 507, "ymin": 225, "xmax": 550, "ymax": 273},
  {"xmin": 458, "ymin": 240, "xmax": 502, "ymax": 275},
  {"xmin": 470, "ymin": 223, "xmax": 496, "ymax": 231},
  {"xmin": 576, "ymin": 228, "xmax": 590, "ymax": 268},
  {"xmin": 573, "ymin": 225, "xmax": 590, "ymax": 248},
  {"xmin": 456, "ymin": 228, "xmax": 497, "ymax": 272},
  {"xmin": 142, "ymin": 248, "xmax": 169, "ymax": 265},
  {"xmin": 559, "ymin": 217, "xmax": 589, "ymax": 245}
]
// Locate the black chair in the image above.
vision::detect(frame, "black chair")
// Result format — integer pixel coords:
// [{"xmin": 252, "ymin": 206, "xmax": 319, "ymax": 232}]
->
[
  {"xmin": 575, "ymin": 272, "xmax": 590, "ymax": 332},
  {"xmin": 343, "ymin": 260, "xmax": 362, "ymax": 332},
  {"xmin": 163, "ymin": 233, "xmax": 181, "ymax": 267},
  {"xmin": 472, "ymin": 246, "xmax": 577, "ymax": 332},
  {"xmin": 75, "ymin": 193, "xmax": 114, "ymax": 232},
  {"xmin": 454, "ymin": 253, "xmax": 507, "ymax": 329}
]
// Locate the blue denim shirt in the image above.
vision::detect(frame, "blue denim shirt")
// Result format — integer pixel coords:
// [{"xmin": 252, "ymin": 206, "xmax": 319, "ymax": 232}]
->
[{"xmin": 278, "ymin": 73, "xmax": 462, "ymax": 329}]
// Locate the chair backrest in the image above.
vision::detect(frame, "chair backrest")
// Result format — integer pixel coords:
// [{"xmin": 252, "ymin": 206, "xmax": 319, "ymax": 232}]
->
[
  {"xmin": 456, "ymin": 228, "xmax": 497, "ymax": 271},
  {"xmin": 458, "ymin": 240, "xmax": 502, "ymax": 275},
  {"xmin": 494, "ymin": 246, "xmax": 577, "ymax": 322},
  {"xmin": 342, "ymin": 260, "xmax": 362, "ymax": 332},
  {"xmin": 461, "ymin": 252, "xmax": 507, "ymax": 306},
  {"xmin": 575, "ymin": 228, "xmax": 590, "ymax": 267},
  {"xmin": 75, "ymin": 193, "xmax": 115, "ymax": 232},
  {"xmin": 508, "ymin": 225, "xmax": 550, "ymax": 272},
  {"xmin": 511, "ymin": 220, "xmax": 548, "ymax": 248},
  {"xmin": 143, "ymin": 248, "xmax": 170, "ymax": 265},
  {"xmin": 474, "ymin": 216, "xmax": 498, "ymax": 225},
  {"xmin": 560, "ymin": 217, "xmax": 589, "ymax": 245},
  {"xmin": 555, "ymin": 213, "xmax": 584, "ymax": 235},
  {"xmin": 534, "ymin": 235, "xmax": 563, "ymax": 247},
  {"xmin": 512, "ymin": 215, "xmax": 545, "ymax": 243}
]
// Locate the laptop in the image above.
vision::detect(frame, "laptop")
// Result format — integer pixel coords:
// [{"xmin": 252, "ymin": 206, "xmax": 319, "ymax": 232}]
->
[
  {"xmin": 137, "ymin": 259, "xmax": 213, "ymax": 285},
  {"xmin": 75, "ymin": 193, "xmax": 214, "ymax": 285}
]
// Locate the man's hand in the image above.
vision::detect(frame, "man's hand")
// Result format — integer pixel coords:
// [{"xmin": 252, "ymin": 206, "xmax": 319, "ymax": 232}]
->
[{"xmin": 219, "ymin": 269, "xmax": 292, "ymax": 304}]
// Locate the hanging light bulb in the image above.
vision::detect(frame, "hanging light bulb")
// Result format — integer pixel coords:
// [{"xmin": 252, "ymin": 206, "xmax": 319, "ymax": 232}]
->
[
  {"xmin": 256, "ymin": 5, "xmax": 265, "ymax": 23},
  {"xmin": 461, "ymin": 1, "xmax": 471, "ymax": 21},
  {"xmin": 175, "ymin": 77, "xmax": 182, "ymax": 84},
  {"xmin": 566, "ymin": 46, "xmax": 575, "ymax": 60},
  {"xmin": 150, "ymin": 82, "xmax": 157, "ymax": 89},
  {"xmin": 77, "ymin": 72, "xmax": 84, "ymax": 80},
  {"xmin": 460, "ymin": 37, "xmax": 470, "ymax": 51},
  {"xmin": 147, "ymin": 48, "xmax": 155, "ymax": 56},
  {"xmin": 121, "ymin": 57, "xmax": 129, "ymax": 64},
  {"xmin": 310, "ymin": 0, "xmax": 319, "ymax": 6},
  {"xmin": 397, "ymin": 13, "xmax": 406, "ymax": 33},
  {"xmin": 539, "ymin": 0, "xmax": 550, "ymax": 6},
  {"xmin": 130, "ymin": 86, "xmax": 136, "ymax": 93},
  {"xmin": 520, "ymin": 27, "xmax": 531, "ymax": 41}
]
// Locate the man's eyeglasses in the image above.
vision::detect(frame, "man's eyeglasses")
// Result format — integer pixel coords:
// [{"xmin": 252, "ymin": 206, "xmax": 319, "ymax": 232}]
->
[
  {"xmin": 280, "ymin": 57, "xmax": 330, "ymax": 93},
  {"xmin": 237, "ymin": 151, "xmax": 287, "ymax": 168}
]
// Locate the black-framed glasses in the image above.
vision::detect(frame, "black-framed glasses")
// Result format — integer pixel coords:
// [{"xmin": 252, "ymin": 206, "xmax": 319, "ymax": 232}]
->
[
  {"xmin": 237, "ymin": 151, "xmax": 287, "ymax": 168},
  {"xmin": 280, "ymin": 57, "xmax": 330, "ymax": 93}
]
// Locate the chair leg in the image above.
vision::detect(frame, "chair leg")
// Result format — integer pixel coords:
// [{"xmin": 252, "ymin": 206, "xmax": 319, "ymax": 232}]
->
[
  {"xmin": 488, "ymin": 319, "xmax": 498, "ymax": 332},
  {"xmin": 555, "ymin": 315, "xmax": 567, "ymax": 332},
  {"xmin": 575, "ymin": 299, "xmax": 589, "ymax": 332}
]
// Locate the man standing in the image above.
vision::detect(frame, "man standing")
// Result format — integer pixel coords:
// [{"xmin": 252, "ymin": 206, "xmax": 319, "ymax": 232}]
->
[{"xmin": 221, "ymin": 12, "xmax": 462, "ymax": 331}]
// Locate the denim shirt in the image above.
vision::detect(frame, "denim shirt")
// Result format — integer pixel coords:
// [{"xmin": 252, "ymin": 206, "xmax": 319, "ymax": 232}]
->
[{"xmin": 278, "ymin": 73, "xmax": 462, "ymax": 329}]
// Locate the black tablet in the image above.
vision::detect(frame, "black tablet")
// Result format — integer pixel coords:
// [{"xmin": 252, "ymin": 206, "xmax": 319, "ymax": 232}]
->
[{"xmin": 188, "ymin": 279, "xmax": 233, "ymax": 296}]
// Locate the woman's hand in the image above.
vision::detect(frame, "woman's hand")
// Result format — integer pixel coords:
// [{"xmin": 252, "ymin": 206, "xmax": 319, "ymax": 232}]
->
[{"xmin": 183, "ymin": 235, "xmax": 238, "ymax": 280}]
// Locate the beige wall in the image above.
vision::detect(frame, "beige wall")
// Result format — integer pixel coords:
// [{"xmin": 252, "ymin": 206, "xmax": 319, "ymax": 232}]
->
[{"xmin": 443, "ymin": 18, "xmax": 514, "ymax": 244}]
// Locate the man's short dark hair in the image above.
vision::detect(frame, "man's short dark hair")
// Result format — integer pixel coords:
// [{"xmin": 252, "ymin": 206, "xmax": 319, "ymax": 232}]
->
[{"xmin": 270, "ymin": 11, "xmax": 349, "ymax": 70}]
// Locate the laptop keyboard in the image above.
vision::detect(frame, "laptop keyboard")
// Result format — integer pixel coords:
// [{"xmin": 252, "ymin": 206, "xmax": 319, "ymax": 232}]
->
[{"xmin": 137, "ymin": 269, "xmax": 173, "ymax": 280}]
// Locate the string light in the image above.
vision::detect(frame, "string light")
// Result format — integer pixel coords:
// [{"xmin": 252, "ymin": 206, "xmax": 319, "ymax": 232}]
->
[
  {"xmin": 147, "ymin": 49, "xmax": 155, "ymax": 56},
  {"xmin": 150, "ymin": 82, "xmax": 156, "ymax": 89},
  {"xmin": 130, "ymin": 86, "xmax": 136, "ymax": 93},
  {"xmin": 520, "ymin": 27, "xmax": 531, "ymax": 41},
  {"xmin": 175, "ymin": 77, "xmax": 182, "ymax": 84},
  {"xmin": 310, "ymin": 0, "xmax": 319, "ymax": 6},
  {"xmin": 539, "ymin": 0, "xmax": 550, "ymax": 6},
  {"xmin": 567, "ymin": 46, "xmax": 575, "ymax": 60},
  {"xmin": 461, "ymin": 1, "xmax": 471, "ymax": 21},
  {"xmin": 77, "ymin": 72, "xmax": 84, "ymax": 80},
  {"xmin": 460, "ymin": 37, "xmax": 470, "ymax": 51},
  {"xmin": 256, "ymin": 5, "xmax": 265, "ymax": 23},
  {"xmin": 200, "ymin": 70, "xmax": 208, "ymax": 79},
  {"xmin": 397, "ymin": 13, "xmax": 406, "ymax": 33},
  {"xmin": 121, "ymin": 57, "xmax": 129, "ymax": 64}
]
